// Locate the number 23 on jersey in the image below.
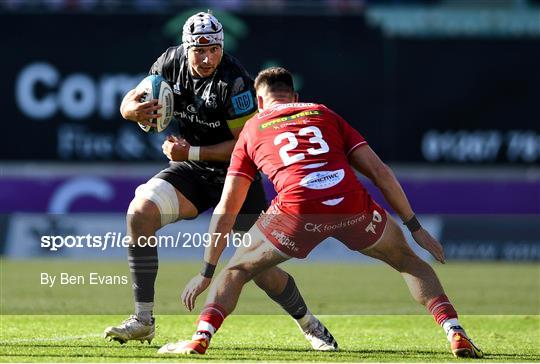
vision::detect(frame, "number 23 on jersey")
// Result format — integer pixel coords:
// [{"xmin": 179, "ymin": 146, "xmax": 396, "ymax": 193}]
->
[{"xmin": 273, "ymin": 126, "xmax": 330, "ymax": 166}]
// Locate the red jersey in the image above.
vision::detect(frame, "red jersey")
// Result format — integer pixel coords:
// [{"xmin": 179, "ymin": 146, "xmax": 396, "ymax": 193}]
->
[{"xmin": 228, "ymin": 103, "xmax": 368, "ymax": 204}]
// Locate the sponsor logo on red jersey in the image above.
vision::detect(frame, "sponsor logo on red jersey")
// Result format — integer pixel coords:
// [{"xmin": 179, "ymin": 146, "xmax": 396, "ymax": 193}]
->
[
  {"xmin": 298, "ymin": 169, "xmax": 345, "ymax": 190},
  {"xmin": 259, "ymin": 110, "xmax": 322, "ymax": 130}
]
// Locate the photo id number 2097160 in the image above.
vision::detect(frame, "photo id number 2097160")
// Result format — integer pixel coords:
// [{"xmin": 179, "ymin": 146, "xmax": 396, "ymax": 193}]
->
[{"xmin": 181, "ymin": 232, "xmax": 252, "ymax": 248}]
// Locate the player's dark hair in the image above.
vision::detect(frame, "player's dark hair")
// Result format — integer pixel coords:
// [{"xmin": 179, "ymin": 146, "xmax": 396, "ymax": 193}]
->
[{"xmin": 254, "ymin": 67, "xmax": 294, "ymax": 94}]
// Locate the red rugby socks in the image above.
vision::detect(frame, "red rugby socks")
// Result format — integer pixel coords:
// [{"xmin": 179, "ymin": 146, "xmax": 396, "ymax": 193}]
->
[
  {"xmin": 427, "ymin": 294, "xmax": 467, "ymax": 341},
  {"xmin": 427, "ymin": 294, "xmax": 458, "ymax": 325},
  {"xmin": 193, "ymin": 303, "xmax": 228, "ymax": 342}
]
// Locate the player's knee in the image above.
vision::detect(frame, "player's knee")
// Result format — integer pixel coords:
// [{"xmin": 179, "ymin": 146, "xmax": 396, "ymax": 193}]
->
[
  {"xmin": 224, "ymin": 263, "xmax": 258, "ymax": 283},
  {"xmin": 126, "ymin": 198, "xmax": 161, "ymax": 234},
  {"xmin": 131, "ymin": 178, "xmax": 180, "ymax": 227}
]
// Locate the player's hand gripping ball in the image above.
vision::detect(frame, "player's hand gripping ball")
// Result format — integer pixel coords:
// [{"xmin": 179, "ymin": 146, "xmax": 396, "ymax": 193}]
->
[{"xmin": 136, "ymin": 75, "xmax": 174, "ymax": 133}]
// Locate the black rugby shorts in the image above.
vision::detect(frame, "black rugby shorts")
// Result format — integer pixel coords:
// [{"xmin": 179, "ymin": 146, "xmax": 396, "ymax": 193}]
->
[{"xmin": 154, "ymin": 161, "xmax": 267, "ymax": 231}]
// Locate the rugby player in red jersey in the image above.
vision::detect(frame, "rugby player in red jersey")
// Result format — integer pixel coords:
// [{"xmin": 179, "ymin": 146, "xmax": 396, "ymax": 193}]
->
[
  {"xmin": 104, "ymin": 12, "xmax": 336, "ymax": 352},
  {"xmin": 157, "ymin": 67, "xmax": 483, "ymax": 358}
]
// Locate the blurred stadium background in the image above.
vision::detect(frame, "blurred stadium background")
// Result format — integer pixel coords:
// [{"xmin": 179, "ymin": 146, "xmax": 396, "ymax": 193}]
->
[{"xmin": 0, "ymin": 0, "xmax": 539, "ymax": 317}]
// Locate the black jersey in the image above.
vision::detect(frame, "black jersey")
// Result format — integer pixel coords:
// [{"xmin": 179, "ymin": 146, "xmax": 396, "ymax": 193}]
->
[{"xmin": 149, "ymin": 45, "xmax": 257, "ymax": 176}]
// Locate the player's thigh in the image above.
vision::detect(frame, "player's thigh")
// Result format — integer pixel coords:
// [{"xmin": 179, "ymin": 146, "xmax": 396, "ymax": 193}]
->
[
  {"xmin": 153, "ymin": 164, "xmax": 213, "ymax": 220},
  {"xmin": 225, "ymin": 224, "xmax": 289, "ymax": 278},
  {"xmin": 359, "ymin": 212, "xmax": 418, "ymax": 270},
  {"xmin": 173, "ymin": 187, "xmax": 198, "ymax": 219},
  {"xmin": 132, "ymin": 177, "xmax": 198, "ymax": 225}
]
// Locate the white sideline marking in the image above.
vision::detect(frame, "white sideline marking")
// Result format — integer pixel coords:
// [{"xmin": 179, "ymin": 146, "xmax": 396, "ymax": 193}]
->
[{"xmin": 0, "ymin": 333, "xmax": 101, "ymax": 344}]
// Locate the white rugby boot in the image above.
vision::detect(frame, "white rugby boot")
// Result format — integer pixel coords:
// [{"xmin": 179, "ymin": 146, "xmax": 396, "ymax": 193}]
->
[
  {"xmin": 297, "ymin": 318, "xmax": 339, "ymax": 351},
  {"xmin": 103, "ymin": 315, "xmax": 154, "ymax": 344}
]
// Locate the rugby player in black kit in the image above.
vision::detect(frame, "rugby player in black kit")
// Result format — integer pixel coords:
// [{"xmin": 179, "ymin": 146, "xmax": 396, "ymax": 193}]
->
[{"xmin": 103, "ymin": 11, "xmax": 337, "ymax": 351}]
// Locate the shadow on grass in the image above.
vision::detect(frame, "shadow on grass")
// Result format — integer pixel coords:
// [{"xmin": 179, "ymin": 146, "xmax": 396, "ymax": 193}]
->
[
  {"xmin": 2, "ymin": 350, "xmax": 540, "ymax": 362},
  {"xmin": 0, "ymin": 343, "xmax": 137, "ymax": 349},
  {"xmin": 2, "ymin": 343, "xmax": 539, "ymax": 362}
]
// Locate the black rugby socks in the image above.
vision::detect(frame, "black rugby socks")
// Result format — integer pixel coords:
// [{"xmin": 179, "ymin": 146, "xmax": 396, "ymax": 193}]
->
[{"xmin": 128, "ymin": 244, "xmax": 158, "ymax": 321}]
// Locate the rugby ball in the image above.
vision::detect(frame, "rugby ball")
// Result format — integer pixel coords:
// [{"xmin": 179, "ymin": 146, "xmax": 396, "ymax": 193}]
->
[{"xmin": 135, "ymin": 75, "xmax": 174, "ymax": 133}]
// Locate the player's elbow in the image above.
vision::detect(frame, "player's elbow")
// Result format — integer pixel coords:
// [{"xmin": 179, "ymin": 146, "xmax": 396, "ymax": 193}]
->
[
  {"xmin": 119, "ymin": 89, "xmax": 135, "ymax": 120},
  {"xmin": 119, "ymin": 99, "xmax": 129, "ymax": 119}
]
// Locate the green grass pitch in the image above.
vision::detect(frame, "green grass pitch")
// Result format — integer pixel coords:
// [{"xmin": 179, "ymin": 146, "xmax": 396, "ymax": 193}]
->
[{"xmin": 1, "ymin": 260, "xmax": 539, "ymax": 362}]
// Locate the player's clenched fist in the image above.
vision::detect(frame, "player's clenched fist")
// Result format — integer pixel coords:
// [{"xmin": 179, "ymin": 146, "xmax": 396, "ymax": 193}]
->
[
  {"xmin": 181, "ymin": 274, "xmax": 211, "ymax": 311},
  {"xmin": 162, "ymin": 135, "xmax": 191, "ymax": 161},
  {"xmin": 120, "ymin": 88, "xmax": 162, "ymax": 126}
]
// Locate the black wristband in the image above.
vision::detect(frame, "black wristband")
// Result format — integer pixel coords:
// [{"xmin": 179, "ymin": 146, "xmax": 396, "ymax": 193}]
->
[
  {"xmin": 200, "ymin": 262, "xmax": 216, "ymax": 278},
  {"xmin": 404, "ymin": 215, "xmax": 421, "ymax": 233}
]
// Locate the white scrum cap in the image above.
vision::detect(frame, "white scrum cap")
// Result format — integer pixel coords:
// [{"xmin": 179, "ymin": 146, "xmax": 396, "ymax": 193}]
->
[{"xmin": 182, "ymin": 11, "xmax": 224, "ymax": 51}]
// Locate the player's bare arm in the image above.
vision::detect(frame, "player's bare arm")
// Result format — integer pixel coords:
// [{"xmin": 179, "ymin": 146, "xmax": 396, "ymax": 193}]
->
[
  {"xmin": 349, "ymin": 145, "xmax": 445, "ymax": 263},
  {"xmin": 161, "ymin": 124, "xmax": 247, "ymax": 162},
  {"xmin": 195, "ymin": 124, "xmax": 247, "ymax": 161},
  {"xmin": 119, "ymin": 88, "xmax": 162, "ymax": 126},
  {"xmin": 205, "ymin": 175, "xmax": 252, "ymax": 265},
  {"xmin": 161, "ymin": 137, "xmax": 237, "ymax": 162},
  {"xmin": 181, "ymin": 175, "xmax": 252, "ymax": 311}
]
